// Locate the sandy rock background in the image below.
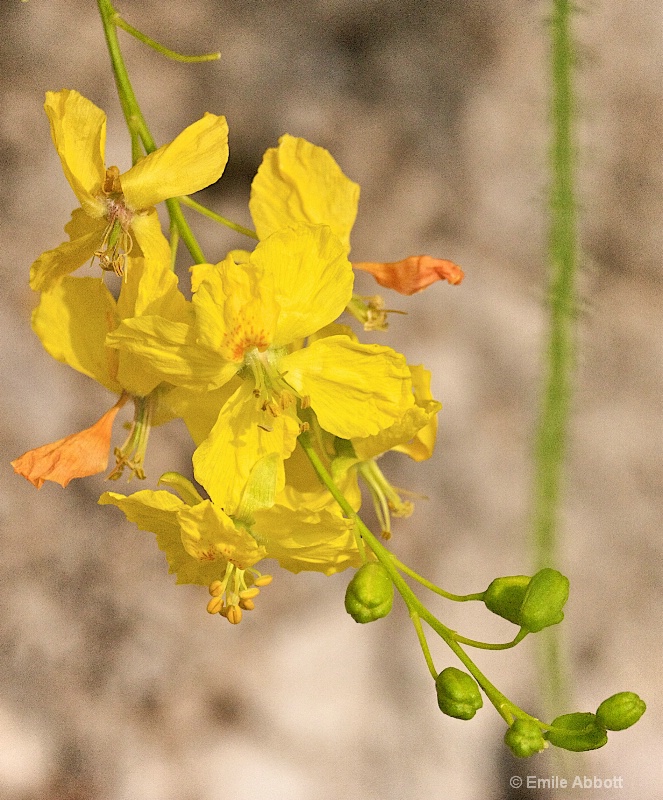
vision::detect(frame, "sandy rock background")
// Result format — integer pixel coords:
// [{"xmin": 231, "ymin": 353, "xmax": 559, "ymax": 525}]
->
[{"xmin": 1, "ymin": 1, "xmax": 661, "ymax": 798}]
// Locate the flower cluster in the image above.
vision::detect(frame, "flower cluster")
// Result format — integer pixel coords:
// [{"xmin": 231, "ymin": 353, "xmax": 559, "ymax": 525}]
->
[
  {"xmin": 13, "ymin": 89, "xmax": 457, "ymax": 624},
  {"xmin": 13, "ymin": 24, "xmax": 644, "ymax": 755}
]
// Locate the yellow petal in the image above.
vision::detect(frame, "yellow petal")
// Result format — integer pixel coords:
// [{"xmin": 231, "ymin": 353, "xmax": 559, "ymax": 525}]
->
[
  {"xmin": 178, "ymin": 501, "xmax": 267, "ymax": 569},
  {"xmin": 159, "ymin": 379, "xmax": 241, "ymax": 445},
  {"xmin": 192, "ymin": 381, "xmax": 300, "ymax": 513},
  {"xmin": 279, "ymin": 440, "xmax": 362, "ymax": 513},
  {"xmin": 391, "ymin": 364, "xmax": 441, "ymax": 461},
  {"xmin": 99, "ymin": 489, "xmax": 223, "ymax": 585},
  {"xmin": 250, "ymin": 224, "xmax": 353, "ymax": 346},
  {"xmin": 29, "ymin": 210, "xmax": 107, "ymax": 291},
  {"xmin": 193, "ymin": 254, "xmax": 278, "ymax": 361},
  {"xmin": 13, "ymin": 397, "xmax": 126, "ymax": 488},
  {"xmin": 280, "ymin": 336, "xmax": 415, "ymax": 439},
  {"xmin": 44, "ymin": 89, "xmax": 107, "ymax": 216},
  {"xmin": 120, "ymin": 113, "xmax": 229, "ymax": 209},
  {"xmin": 129, "ymin": 209, "xmax": 173, "ymax": 271},
  {"xmin": 254, "ymin": 504, "xmax": 361, "ymax": 575},
  {"xmin": 249, "ymin": 134, "xmax": 360, "ymax": 252},
  {"xmin": 116, "ymin": 254, "xmax": 188, "ymax": 322},
  {"xmin": 106, "ymin": 316, "xmax": 237, "ymax": 391},
  {"xmin": 32, "ymin": 276, "xmax": 122, "ymax": 392}
]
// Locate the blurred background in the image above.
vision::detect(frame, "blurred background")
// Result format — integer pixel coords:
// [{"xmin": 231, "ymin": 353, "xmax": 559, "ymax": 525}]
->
[{"xmin": 1, "ymin": 1, "xmax": 661, "ymax": 798}]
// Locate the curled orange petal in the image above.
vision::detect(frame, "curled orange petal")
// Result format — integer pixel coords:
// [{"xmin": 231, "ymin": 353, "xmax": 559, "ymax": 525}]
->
[
  {"xmin": 11, "ymin": 395, "xmax": 127, "ymax": 489},
  {"xmin": 353, "ymin": 255, "xmax": 464, "ymax": 296}
]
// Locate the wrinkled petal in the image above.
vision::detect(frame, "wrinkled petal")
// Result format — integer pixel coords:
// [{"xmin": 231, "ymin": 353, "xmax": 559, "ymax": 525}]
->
[
  {"xmin": 353, "ymin": 364, "xmax": 441, "ymax": 461},
  {"xmin": 13, "ymin": 397, "xmax": 126, "ymax": 488},
  {"xmin": 194, "ymin": 254, "xmax": 278, "ymax": 360},
  {"xmin": 159, "ymin": 379, "xmax": 241, "ymax": 445},
  {"xmin": 106, "ymin": 316, "xmax": 236, "ymax": 391},
  {"xmin": 178, "ymin": 500, "xmax": 266, "ymax": 568},
  {"xmin": 29, "ymin": 210, "xmax": 107, "ymax": 291},
  {"xmin": 116, "ymin": 254, "xmax": 189, "ymax": 323},
  {"xmin": 129, "ymin": 210, "xmax": 173, "ymax": 273},
  {"xmin": 250, "ymin": 224, "xmax": 353, "ymax": 347},
  {"xmin": 193, "ymin": 381, "xmax": 300, "ymax": 513},
  {"xmin": 280, "ymin": 335, "xmax": 414, "ymax": 439},
  {"xmin": 249, "ymin": 134, "xmax": 360, "ymax": 252},
  {"xmin": 254, "ymin": 504, "xmax": 361, "ymax": 575},
  {"xmin": 391, "ymin": 364, "xmax": 440, "ymax": 461},
  {"xmin": 121, "ymin": 113, "xmax": 229, "ymax": 209},
  {"xmin": 354, "ymin": 255, "xmax": 464, "ymax": 295},
  {"xmin": 99, "ymin": 489, "xmax": 222, "ymax": 585},
  {"xmin": 279, "ymin": 440, "xmax": 362, "ymax": 513},
  {"xmin": 44, "ymin": 89, "xmax": 107, "ymax": 216},
  {"xmin": 32, "ymin": 276, "xmax": 121, "ymax": 392}
]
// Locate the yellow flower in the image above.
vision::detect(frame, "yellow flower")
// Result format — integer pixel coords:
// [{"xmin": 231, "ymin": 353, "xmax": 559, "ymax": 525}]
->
[
  {"xmin": 99, "ymin": 469, "xmax": 361, "ymax": 622},
  {"xmin": 106, "ymin": 224, "xmax": 415, "ymax": 510},
  {"xmin": 30, "ymin": 89, "xmax": 229, "ymax": 290},
  {"xmin": 12, "ymin": 251, "xmax": 190, "ymax": 488},
  {"xmin": 249, "ymin": 134, "xmax": 464, "ymax": 295}
]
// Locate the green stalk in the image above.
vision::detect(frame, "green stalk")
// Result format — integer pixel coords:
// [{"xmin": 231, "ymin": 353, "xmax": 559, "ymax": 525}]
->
[
  {"xmin": 532, "ymin": 0, "xmax": 578, "ymax": 715},
  {"xmin": 299, "ymin": 431, "xmax": 532, "ymax": 725},
  {"xmin": 96, "ymin": 0, "xmax": 206, "ymax": 264}
]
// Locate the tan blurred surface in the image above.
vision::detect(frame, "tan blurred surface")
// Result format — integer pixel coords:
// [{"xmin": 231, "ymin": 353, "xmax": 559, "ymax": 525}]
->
[{"xmin": 1, "ymin": 1, "xmax": 661, "ymax": 798}]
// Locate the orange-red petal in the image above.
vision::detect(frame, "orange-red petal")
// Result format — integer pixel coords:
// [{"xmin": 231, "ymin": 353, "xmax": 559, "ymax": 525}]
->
[
  {"xmin": 353, "ymin": 255, "xmax": 464, "ymax": 295},
  {"xmin": 11, "ymin": 396, "xmax": 127, "ymax": 489}
]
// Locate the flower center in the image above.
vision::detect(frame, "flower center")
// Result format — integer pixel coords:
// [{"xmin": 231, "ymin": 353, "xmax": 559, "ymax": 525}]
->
[
  {"xmin": 206, "ymin": 565, "xmax": 273, "ymax": 624},
  {"xmin": 94, "ymin": 166, "xmax": 134, "ymax": 278},
  {"xmin": 243, "ymin": 348, "xmax": 302, "ymax": 430}
]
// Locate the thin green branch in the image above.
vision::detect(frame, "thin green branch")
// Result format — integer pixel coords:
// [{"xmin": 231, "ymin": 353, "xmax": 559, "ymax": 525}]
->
[
  {"xmin": 391, "ymin": 555, "xmax": 485, "ymax": 602},
  {"xmin": 113, "ymin": 14, "xmax": 221, "ymax": 62},
  {"xmin": 179, "ymin": 196, "xmax": 259, "ymax": 240}
]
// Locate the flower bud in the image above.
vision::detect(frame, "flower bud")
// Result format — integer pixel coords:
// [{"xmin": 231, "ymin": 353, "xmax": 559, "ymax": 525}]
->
[
  {"xmin": 504, "ymin": 718, "xmax": 547, "ymax": 758},
  {"xmin": 518, "ymin": 568, "xmax": 569, "ymax": 633},
  {"xmin": 344, "ymin": 562, "xmax": 393, "ymax": 623},
  {"xmin": 596, "ymin": 692, "xmax": 646, "ymax": 731},
  {"xmin": 483, "ymin": 575, "xmax": 531, "ymax": 625},
  {"xmin": 546, "ymin": 712, "xmax": 608, "ymax": 752},
  {"xmin": 435, "ymin": 667, "xmax": 483, "ymax": 720}
]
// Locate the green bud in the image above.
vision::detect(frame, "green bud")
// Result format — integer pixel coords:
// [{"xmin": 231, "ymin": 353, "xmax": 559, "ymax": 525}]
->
[
  {"xmin": 519, "ymin": 568, "xmax": 569, "ymax": 633},
  {"xmin": 435, "ymin": 667, "xmax": 483, "ymax": 720},
  {"xmin": 596, "ymin": 692, "xmax": 646, "ymax": 731},
  {"xmin": 504, "ymin": 718, "xmax": 547, "ymax": 758},
  {"xmin": 546, "ymin": 712, "xmax": 608, "ymax": 752},
  {"xmin": 483, "ymin": 575, "xmax": 531, "ymax": 625},
  {"xmin": 344, "ymin": 562, "xmax": 393, "ymax": 623}
]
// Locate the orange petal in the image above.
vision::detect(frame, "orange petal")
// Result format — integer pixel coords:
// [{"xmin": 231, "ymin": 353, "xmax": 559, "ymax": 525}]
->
[
  {"xmin": 353, "ymin": 255, "xmax": 464, "ymax": 295},
  {"xmin": 11, "ymin": 397, "xmax": 127, "ymax": 489}
]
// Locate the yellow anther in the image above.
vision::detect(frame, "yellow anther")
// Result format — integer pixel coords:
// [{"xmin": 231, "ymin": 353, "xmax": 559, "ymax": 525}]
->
[
  {"xmin": 206, "ymin": 596, "xmax": 224, "ymax": 615},
  {"xmin": 209, "ymin": 580, "xmax": 223, "ymax": 597},
  {"xmin": 226, "ymin": 605, "xmax": 243, "ymax": 625},
  {"xmin": 240, "ymin": 599, "xmax": 255, "ymax": 611},
  {"xmin": 239, "ymin": 587, "xmax": 260, "ymax": 600},
  {"xmin": 254, "ymin": 574, "xmax": 273, "ymax": 587}
]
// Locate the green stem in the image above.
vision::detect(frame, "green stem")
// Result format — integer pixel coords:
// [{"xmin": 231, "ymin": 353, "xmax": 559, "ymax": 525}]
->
[
  {"xmin": 179, "ymin": 196, "xmax": 259, "ymax": 240},
  {"xmin": 532, "ymin": 0, "xmax": 577, "ymax": 716},
  {"xmin": 96, "ymin": 0, "xmax": 207, "ymax": 264},
  {"xmin": 114, "ymin": 14, "xmax": 221, "ymax": 62},
  {"xmin": 391, "ymin": 555, "xmax": 485, "ymax": 603},
  {"xmin": 299, "ymin": 430, "xmax": 528, "ymax": 724}
]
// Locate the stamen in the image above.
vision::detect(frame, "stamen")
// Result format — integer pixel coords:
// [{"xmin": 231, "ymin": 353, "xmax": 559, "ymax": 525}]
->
[{"xmin": 108, "ymin": 393, "xmax": 156, "ymax": 481}]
